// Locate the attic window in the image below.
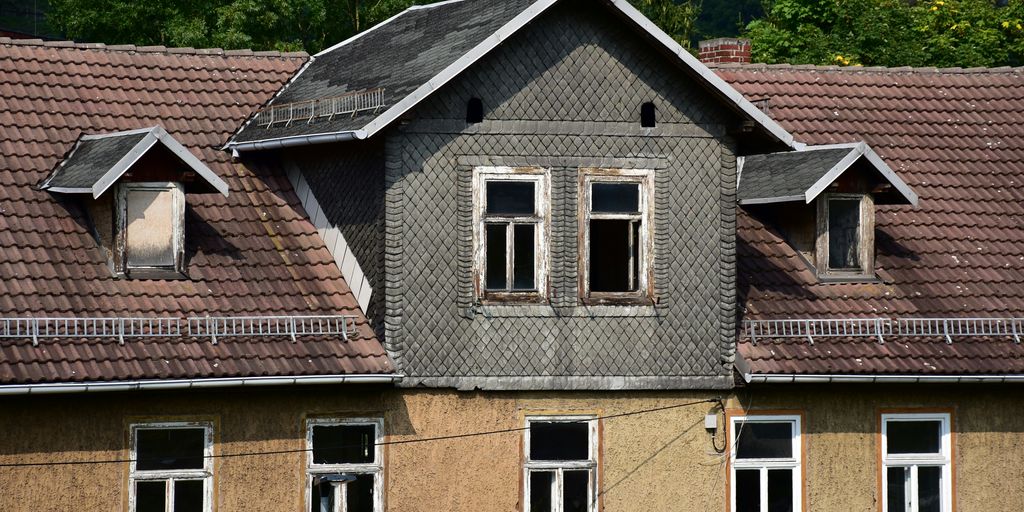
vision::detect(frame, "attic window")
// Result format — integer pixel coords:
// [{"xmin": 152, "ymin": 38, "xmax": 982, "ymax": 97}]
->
[
  {"xmin": 467, "ymin": 97, "xmax": 484, "ymax": 124},
  {"xmin": 118, "ymin": 182, "xmax": 186, "ymax": 278},
  {"xmin": 816, "ymin": 194, "xmax": 874, "ymax": 278},
  {"xmin": 640, "ymin": 102, "xmax": 656, "ymax": 128}
]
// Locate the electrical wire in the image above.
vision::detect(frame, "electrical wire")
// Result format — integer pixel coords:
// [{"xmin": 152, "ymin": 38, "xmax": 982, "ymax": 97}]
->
[{"xmin": 0, "ymin": 397, "xmax": 721, "ymax": 468}]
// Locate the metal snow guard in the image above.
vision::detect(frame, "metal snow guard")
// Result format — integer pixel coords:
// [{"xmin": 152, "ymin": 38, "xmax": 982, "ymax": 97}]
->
[
  {"xmin": 254, "ymin": 88, "xmax": 385, "ymax": 128},
  {"xmin": 188, "ymin": 315, "xmax": 352, "ymax": 344},
  {"xmin": 896, "ymin": 317, "xmax": 1024, "ymax": 344},
  {"xmin": 743, "ymin": 317, "xmax": 1024, "ymax": 345}
]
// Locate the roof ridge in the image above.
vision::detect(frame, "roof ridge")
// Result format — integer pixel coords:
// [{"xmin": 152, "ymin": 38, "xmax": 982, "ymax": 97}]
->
[
  {"xmin": 710, "ymin": 62, "xmax": 1024, "ymax": 74},
  {"xmin": 0, "ymin": 36, "xmax": 309, "ymax": 59}
]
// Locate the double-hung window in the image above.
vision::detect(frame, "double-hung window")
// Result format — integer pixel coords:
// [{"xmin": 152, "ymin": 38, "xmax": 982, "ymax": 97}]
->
[
  {"xmin": 579, "ymin": 169, "xmax": 654, "ymax": 301},
  {"xmin": 881, "ymin": 413, "xmax": 952, "ymax": 512},
  {"xmin": 473, "ymin": 167, "xmax": 549, "ymax": 301},
  {"xmin": 130, "ymin": 422, "xmax": 212, "ymax": 512},
  {"xmin": 524, "ymin": 416, "xmax": 598, "ymax": 512},
  {"xmin": 306, "ymin": 418, "xmax": 384, "ymax": 512},
  {"xmin": 730, "ymin": 414, "xmax": 802, "ymax": 512}
]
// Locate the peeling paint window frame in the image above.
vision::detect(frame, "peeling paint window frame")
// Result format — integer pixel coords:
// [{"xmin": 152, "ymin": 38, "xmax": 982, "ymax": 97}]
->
[
  {"xmin": 305, "ymin": 417, "xmax": 385, "ymax": 512},
  {"xmin": 523, "ymin": 415, "xmax": 599, "ymax": 512},
  {"xmin": 728, "ymin": 414, "xmax": 802, "ymax": 512},
  {"xmin": 128, "ymin": 421, "xmax": 214, "ymax": 512},
  {"xmin": 115, "ymin": 181, "xmax": 187, "ymax": 279},
  {"xmin": 578, "ymin": 168, "xmax": 655, "ymax": 304},
  {"xmin": 816, "ymin": 193, "xmax": 874, "ymax": 280},
  {"xmin": 472, "ymin": 166, "xmax": 551, "ymax": 303},
  {"xmin": 881, "ymin": 413, "xmax": 952, "ymax": 512}
]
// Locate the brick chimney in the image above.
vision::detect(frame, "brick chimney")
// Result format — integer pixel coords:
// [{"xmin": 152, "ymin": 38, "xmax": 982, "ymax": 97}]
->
[{"xmin": 698, "ymin": 38, "xmax": 751, "ymax": 64}]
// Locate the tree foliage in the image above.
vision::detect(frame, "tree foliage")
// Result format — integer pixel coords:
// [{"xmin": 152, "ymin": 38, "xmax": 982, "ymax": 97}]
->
[{"xmin": 745, "ymin": 0, "xmax": 1024, "ymax": 67}]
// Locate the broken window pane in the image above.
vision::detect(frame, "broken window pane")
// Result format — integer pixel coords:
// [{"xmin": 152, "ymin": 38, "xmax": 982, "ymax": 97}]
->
[
  {"xmin": 592, "ymin": 183, "xmax": 639, "ymax": 213},
  {"xmin": 512, "ymin": 224, "xmax": 535, "ymax": 290},
  {"xmin": 173, "ymin": 480, "xmax": 204, "ymax": 512},
  {"xmin": 887, "ymin": 421, "xmax": 941, "ymax": 454},
  {"xmin": 767, "ymin": 469, "xmax": 793, "ymax": 512},
  {"xmin": 563, "ymin": 470, "xmax": 589, "ymax": 512},
  {"xmin": 887, "ymin": 467, "xmax": 909, "ymax": 512},
  {"xmin": 136, "ymin": 428, "xmax": 205, "ymax": 471},
  {"xmin": 126, "ymin": 188, "xmax": 176, "ymax": 268},
  {"xmin": 135, "ymin": 481, "xmax": 166, "ymax": 512},
  {"xmin": 734, "ymin": 469, "xmax": 760, "ymax": 512},
  {"xmin": 486, "ymin": 181, "xmax": 534, "ymax": 215},
  {"xmin": 735, "ymin": 422, "xmax": 793, "ymax": 459},
  {"xmin": 347, "ymin": 474, "xmax": 375, "ymax": 512},
  {"xmin": 827, "ymin": 198, "xmax": 860, "ymax": 269},
  {"xmin": 529, "ymin": 471, "xmax": 554, "ymax": 512},
  {"xmin": 485, "ymin": 223, "xmax": 507, "ymax": 290},
  {"xmin": 589, "ymin": 219, "xmax": 638, "ymax": 292},
  {"xmin": 311, "ymin": 480, "xmax": 334, "ymax": 512},
  {"xmin": 918, "ymin": 466, "xmax": 942, "ymax": 512},
  {"xmin": 312, "ymin": 424, "xmax": 376, "ymax": 464},
  {"xmin": 530, "ymin": 422, "xmax": 589, "ymax": 461}
]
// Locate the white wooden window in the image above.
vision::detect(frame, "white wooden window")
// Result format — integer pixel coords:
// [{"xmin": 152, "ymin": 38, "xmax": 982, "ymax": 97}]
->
[
  {"xmin": 524, "ymin": 416, "xmax": 598, "ymax": 512},
  {"xmin": 306, "ymin": 418, "xmax": 384, "ymax": 512},
  {"xmin": 129, "ymin": 422, "xmax": 213, "ymax": 512},
  {"xmin": 117, "ymin": 182, "xmax": 186, "ymax": 278},
  {"xmin": 578, "ymin": 169, "xmax": 654, "ymax": 301},
  {"xmin": 730, "ymin": 414, "xmax": 801, "ymax": 512},
  {"xmin": 816, "ymin": 193, "xmax": 874, "ymax": 278},
  {"xmin": 882, "ymin": 413, "xmax": 952, "ymax": 512},
  {"xmin": 472, "ymin": 167, "xmax": 550, "ymax": 301}
]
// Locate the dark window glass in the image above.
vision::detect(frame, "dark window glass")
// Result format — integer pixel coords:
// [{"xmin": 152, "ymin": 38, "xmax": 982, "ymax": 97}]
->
[
  {"xmin": 589, "ymin": 219, "xmax": 638, "ymax": 292},
  {"xmin": 735, "ymin": 422, "xmax": 793, "ymax": 459},
  {"xmin": 529, "ymin": 422, "xmax": 589, "ymax": 461},
  {"xmin": 767, "ymin": 469, "xmax": 793, "ymax": 512},
  {"xmin": 918, "ymin": 466, "xmax": 942, "ymax": 512},
  {"xmin": 312, "ymin": 424, "xmax": 376, "ymax": 465},
  {"xmin": 136, "ymin": 481, "xmax": 166, "ymax": 512},
  {"xmin": 887, "ymin": 421, "xmax": 941, "ymax": 454},
  {"xmin": 735, "ymin": 469, "xmax": 760, "ymax": 512},
  {"xmin": 512, "ymin": 224, "xmax": 535, "ymax": 290},
  {"xmin": 887, "ymin": 466, "xmax": 908, "ymax": 512},
  {"xmin": 530, "ymin": 471, "xmax": 553, "ymax": 512},
  {"xmin": 640, "ymin": 102, "xmax": 656, "ymax": 128},
  {"xmin": 564, "ymin": 470, "xmax": 590, "ymax": 512},
  {"xmin": 828, "ymin": 198, "xmax": 861, "ymax": 269},
  {"xmin": 485, "ymin": 223, "xmax": 507, "ymax": 290},
  {"xmin": 486, "ymin": 181, "xmax": 534, "ymax": 215},
  {"xmin": 467, "ymin": 97, "xmax": 484, "ymax": 124},
  {"xmin": 592, "ymin": 183, "xmax": 639, "ymax": 213},
  {"xmin": 347, "ymin": 473, "xmax": 375, "ymax": 512},
  {"xmin": 136, "ymin": 428, "xmax": 205, "ymax": 471},
  {"xmin": 173, "ymin": 480, "xmax": 204, "ymax": 512}
]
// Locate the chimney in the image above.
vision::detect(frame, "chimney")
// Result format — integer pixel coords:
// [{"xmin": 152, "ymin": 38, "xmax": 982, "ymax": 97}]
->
[{"xmin": 698, "ymin": 38, "xmax": 751, "ymax": 64}]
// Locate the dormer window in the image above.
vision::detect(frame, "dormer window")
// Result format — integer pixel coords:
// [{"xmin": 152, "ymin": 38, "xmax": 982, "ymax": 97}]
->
[
  {"xmin": 119, "ymin": 183, "xmax": 186, "ymax": 277},
  {"xmin": 817, "ymin": 193, "xmax": 873, "ymax": 278}
]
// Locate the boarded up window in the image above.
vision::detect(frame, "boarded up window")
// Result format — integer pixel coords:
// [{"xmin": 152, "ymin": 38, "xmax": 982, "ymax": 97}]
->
[{"xmin": 126, "ymin": 188, "xmax": 176, "ymax": 267}]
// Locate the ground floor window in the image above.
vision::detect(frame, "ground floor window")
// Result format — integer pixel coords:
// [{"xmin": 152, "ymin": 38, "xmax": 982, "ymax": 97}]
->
[
  {"xmin": 306, "ymin": 418, "xmax": 384, "ymax": 512},
  {"xmin": 130, "ymin": 422, "xmax": 213, "ymax": 512},
  {"xmin": 881, "ymin": 412, "xmax": 952, "ymax": 512},
  {"xmin": 524, "ymin": 416, "xmax": 598, "ymax": 512},
  {"xmin": 730, "ymin": 414, "xmax": 801, "ymax": 512}
]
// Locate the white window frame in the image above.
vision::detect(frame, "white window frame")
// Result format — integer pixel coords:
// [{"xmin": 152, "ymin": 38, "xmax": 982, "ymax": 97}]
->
[
  {"xmin": 816, "ymin": 192, "xmax": 874, "ymax": 278},
  {"xmin": 471, "ymin": 166, "xmax": 550, "ymax": 301},
  {"xmin": 523, "ymin": 415, "xmax": 599, "ymax": 512},
  {"xmin": 306, "ymin": 417, "xmax": 385, "ymax": 512},
  {"xmin": 881, "ymin": 413, "xmax": 952, "ymax": 512},
  {"xmin": 129, "ymin": 421, "xmax": 213, "ymax": 512},
  {"xmin": 115, "ymin": 181, "xmax": 186, "ymax": 278},
  {"xmin": 578, "ymin": 168, "xmax": 655, "ymax": 301},
  {"xmin": 729, "ymin": 414, "xmax": 802, "ymax": 512}
]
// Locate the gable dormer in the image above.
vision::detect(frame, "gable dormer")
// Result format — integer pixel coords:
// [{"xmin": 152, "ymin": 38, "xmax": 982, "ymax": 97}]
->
[
  {"xmin": 738, "ymin": 142, "xmax": 918, "ymax": 281},
  {"xmin": 39, "ymin": 126, "xmax": 229, "ymax": 279}
]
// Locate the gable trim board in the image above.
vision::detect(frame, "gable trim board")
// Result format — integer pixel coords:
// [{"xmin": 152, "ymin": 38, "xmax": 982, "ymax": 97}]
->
[{"xmin": 224, "ymin": 0, "xmax": 796, "ymax": 154}]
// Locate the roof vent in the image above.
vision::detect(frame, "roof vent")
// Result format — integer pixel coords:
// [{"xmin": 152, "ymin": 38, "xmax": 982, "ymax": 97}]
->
[
  {"xmin": 467, "ymin": 97, "xmax": 484, "ymax": 124},
  {"xmin": 640, "ymin": 102, "xmax": 656, "ymax": 128}
]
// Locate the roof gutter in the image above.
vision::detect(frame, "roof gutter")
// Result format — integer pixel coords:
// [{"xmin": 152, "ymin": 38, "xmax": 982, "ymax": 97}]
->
[
  {"xmin": 226, "ymin": 130, "xmax": 366, "ymax": 157},
  {"xmin": 746, "ymin": 373, "xmax": 1024, "ymax": 384},
  {"xmin": 0, "ymin": 374, "xmax": 403, "ymax": 396}
]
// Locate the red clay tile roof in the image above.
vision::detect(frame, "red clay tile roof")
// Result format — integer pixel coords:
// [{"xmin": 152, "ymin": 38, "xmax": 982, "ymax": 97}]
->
[
  {"xmin": 0, "ymin": 38, "xmax": 393, "ymax": 384},
  {"xmin": 716, "ymin": 63, "xmax": 1024, "ymax": 376}
]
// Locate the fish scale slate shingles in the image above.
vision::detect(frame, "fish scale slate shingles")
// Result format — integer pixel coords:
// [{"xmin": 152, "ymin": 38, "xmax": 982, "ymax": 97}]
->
[
  {"xmin": 0, "ymin": 38, "xmax": 392, "ymax": 384},
  {"xmin": 715, "ymin": 63, "xmax": 1024, "ymax": 376}
]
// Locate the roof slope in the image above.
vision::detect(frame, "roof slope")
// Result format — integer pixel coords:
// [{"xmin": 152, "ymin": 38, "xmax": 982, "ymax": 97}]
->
[
  {"xmin": 0, "ymin": 38, "xmax": 392, "ymax": 384},
  {"xmin": 716, "ymin": 63, "xmax": 1024, "ymax": 376}
]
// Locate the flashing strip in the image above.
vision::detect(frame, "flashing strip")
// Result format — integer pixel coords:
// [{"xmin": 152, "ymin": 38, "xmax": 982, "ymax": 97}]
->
[
  {"xmin": 745, "ymin": 373, "xmax": 1024, "ymax": 384},
  {"xmin": 0, "ymin": 374, "xmax": 403, "ymax": 396}
]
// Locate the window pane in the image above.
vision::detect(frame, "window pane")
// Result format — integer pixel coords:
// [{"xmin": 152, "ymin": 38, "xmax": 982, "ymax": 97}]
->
[
  {"xmin": 529, "ymin": 471, "xmax": 554, "ymax": 512},
  {"xmin": 347, "ymin": 473, "xmax": 375, "ymax": 512},
  {"xmin": 767, "ymin": 469, "xmax": 793, "ymax": 512},
  {"xmin": 735, "ymin": 422, "xmax": 793, "ymax": 459},
  {"xmin": 135, "ymin": 481, "xmax": 166, "ymax": 512},
  {"xmin": 513, "ymin": 224, "xmax": 535, "ymax": 290},
  {"xmin": 529, "ymin": 422, "xmax": 589, "ymax": 461},
  {"xmin": 312, "ymin": 424, "xmax": 376, "ymax": 464},
  {"xmin": 589, "ymin": 219, "xmax": 637, "ymax": 292},
  {"xmin": 173, "ymin": 480, "xmax": 204, "ymax": 512},
  {"xmin": 564, "ymin": 470, "xmax": 590, "ymax": 512},
  {"xmin": 311, "ymin": 480, "xmax": 333, "ymax": 512},
  {"xmin": 485, "ymin": 223, "xmax": 507, "ymax": 290},
  {"xmin": 126, "ymin": 188, "xmax": 176, "ymax": 268},
  {"xmin": 735, "ymin": 469, "xmax": 760, "ymax": 512},
  {"xmin": 136, "ymin": 428, "xmax": 205, "ymax": 471},
  {"xmin": 887, "ymin": 467, "xmax": 909, "ymax": 512},
  {"xmin": 486, "ymin": 181, "xmax": 534, "ymax": 215},
  {"xmin": 827, "ymin": 198, "xmax": 860, "ymax": 269},
  {"xmin": 592, "ymin": 183, "xmax": 639, "ymax": 213},
  {"xmin": 887, "ymin": 420, "xmax": 941, "ymax": 454},
  {"xmin": 918, "ymin": 466, "xmax": 942, "ymax": 512}
]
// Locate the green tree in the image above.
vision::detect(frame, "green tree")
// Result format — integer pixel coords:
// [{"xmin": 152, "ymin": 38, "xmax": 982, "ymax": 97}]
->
[{"xmin": 632, "ymin": 0, "xmax": 703, "ymax": 47}]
